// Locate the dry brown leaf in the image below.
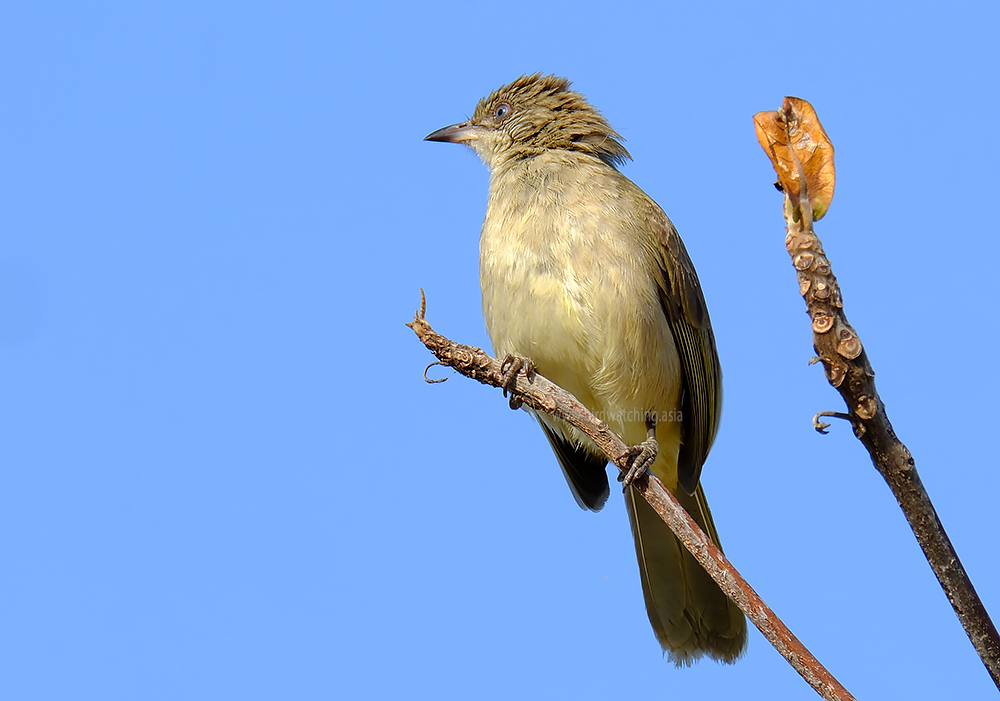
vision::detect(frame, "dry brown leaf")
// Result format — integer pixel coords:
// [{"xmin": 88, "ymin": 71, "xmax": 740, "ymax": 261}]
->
[{"xmin": 754, "ymin": 97, "xmax": 835, "ymax": 220}]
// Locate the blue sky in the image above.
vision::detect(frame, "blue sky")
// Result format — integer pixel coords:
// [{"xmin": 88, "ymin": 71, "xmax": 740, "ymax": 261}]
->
[{"xmin": 3, "ymin": 2, "xmax": 999, "ymax": 699}]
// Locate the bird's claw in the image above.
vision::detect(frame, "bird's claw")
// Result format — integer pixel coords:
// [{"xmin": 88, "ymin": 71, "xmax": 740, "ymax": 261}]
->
[
  {"xmin": 499, "ymin": 354, "xmax": 535, "ymax": 410},
  {"xmin": 618, "ymin": 437, "xmax": 658, "ymax": 490}
]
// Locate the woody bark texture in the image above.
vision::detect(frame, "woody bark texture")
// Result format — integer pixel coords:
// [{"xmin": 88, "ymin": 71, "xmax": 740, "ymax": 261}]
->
[
  {"xmin": 756, "ymin": 96, "xmax": 1000, "ymax": 689},
  {"xmin": 785, "ymin": 201, "xmax": 1000, "ymax": 689},
  {"xmin": 408, "ymin": 296, "xmax": 856, "ymax": 701}
]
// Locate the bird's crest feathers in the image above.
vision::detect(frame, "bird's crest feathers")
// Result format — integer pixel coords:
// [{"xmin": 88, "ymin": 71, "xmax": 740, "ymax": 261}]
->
[{"xmin": 472, "ymin": 73, "xmax": 631, "ymax": 168}]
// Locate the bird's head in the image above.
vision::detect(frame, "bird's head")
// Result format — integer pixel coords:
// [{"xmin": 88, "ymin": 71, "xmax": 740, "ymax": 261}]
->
[{"xmin": 425, "ymin": 74, "xmax": 630, "ymax": 171}]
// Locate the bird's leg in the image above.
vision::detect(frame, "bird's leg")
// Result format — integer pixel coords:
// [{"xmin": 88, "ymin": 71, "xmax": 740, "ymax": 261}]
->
[
  {"xmin": 499, "ymin": 354, "xmax": 535, "ymax": 410},
  {"xmin": 619, "ymin": 413, "xmax": 658, "ymax": 489}
]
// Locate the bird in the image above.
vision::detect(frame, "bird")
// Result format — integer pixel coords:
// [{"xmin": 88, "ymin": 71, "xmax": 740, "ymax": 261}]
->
[{"xmin": 425, "ymin": 74, "xmax": 746, "ymax": 665}]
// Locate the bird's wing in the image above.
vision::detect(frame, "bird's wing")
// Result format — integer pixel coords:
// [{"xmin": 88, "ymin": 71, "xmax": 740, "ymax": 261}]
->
[
  {"xmin": 646, "ymin": 202, "xmax": 723, "ymax": 495},
  {"xmin": 538, "ymin": 421, "xmax": 611, "ymax": 512}
]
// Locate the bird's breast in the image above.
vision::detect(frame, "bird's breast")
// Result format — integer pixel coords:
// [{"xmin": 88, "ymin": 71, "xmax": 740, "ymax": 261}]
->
[{"xmin": 478, "ymin": 157, "xmax": 682, "ymax": 442}]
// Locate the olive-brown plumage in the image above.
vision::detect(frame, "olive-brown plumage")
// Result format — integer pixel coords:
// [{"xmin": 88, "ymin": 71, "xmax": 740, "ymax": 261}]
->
[{"xmin": 426, "ymin": 74, "xmax": 746, "ymax": 664}]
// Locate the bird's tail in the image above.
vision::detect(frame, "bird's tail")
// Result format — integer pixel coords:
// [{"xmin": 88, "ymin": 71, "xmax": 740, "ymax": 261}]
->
[{"xmin": 624, "ymin": 483, "xmax": 747, "ymax": 665}]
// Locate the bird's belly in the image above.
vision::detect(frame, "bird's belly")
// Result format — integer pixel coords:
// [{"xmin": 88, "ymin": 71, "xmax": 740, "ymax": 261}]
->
[
  {"xmin": 483, "ymin": 262, "xmax": 598, "ymax": 405},
  {"xmin": 480, "ymin": 227, "xmax": 683, "ymax": 468}
]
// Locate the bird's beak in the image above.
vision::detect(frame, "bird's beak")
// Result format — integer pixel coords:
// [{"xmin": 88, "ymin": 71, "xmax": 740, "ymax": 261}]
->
[{"xmin": 424, "ymin": 122, "xmax": 482, "ymax": 144}]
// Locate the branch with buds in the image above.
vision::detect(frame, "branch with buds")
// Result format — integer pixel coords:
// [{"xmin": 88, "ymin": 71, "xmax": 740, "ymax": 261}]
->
[
  {"xmin": 408, "ymin": 292, "xmax": 855, "ymax": 701},
  {"xmin": 755, "ymin": 97, "xmax": 1000, "ymax": 690}
]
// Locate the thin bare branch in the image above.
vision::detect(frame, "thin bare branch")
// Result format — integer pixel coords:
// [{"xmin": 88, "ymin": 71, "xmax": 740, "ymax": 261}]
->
[
  {"xmin": 782, "ymin": 199, "xmax": 1000, "ymax": 688},
  {"xmin": 756, "ymin": 96, "xmax": 1000, "ymax": 689},
  {"xmin": 408, "ymin": 299, "xmax": 856, "ymax": 701}
]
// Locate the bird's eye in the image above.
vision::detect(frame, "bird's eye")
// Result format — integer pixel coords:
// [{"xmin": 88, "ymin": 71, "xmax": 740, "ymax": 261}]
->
[{"xmin": 493, "ymin": 103, "xmax": 511, "ymax": 121}]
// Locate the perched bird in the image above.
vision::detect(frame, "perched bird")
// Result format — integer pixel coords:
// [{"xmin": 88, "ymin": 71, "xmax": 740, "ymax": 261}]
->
[{"xmin": 425, "ymin": 74, "xmax": 746, "ymax": 664}]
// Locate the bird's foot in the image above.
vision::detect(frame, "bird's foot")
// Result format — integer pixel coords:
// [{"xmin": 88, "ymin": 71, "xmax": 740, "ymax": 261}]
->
[
  {"xmin": 499, "ymin": 354, "xmax": 535, "ymax": 410},
  {"xmin": 618, "ymin": 439, "xmax": 658, "ymax": 489},
  {"xmin": 617, "ymin": 414, "xmax": 658, "ymax": 489}
]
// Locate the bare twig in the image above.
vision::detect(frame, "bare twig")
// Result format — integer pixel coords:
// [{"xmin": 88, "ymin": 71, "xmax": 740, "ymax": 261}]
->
[
  {"xmin": 408, "ymin": 293, "xmax": 856, "ymax": 701},
  {"xmin": 755, "ymin": 95, "xmax": 1000, "ymax": 689},
  {"xmin": 812, "ymin": 411, "xmax": 853, "ymax": 435},
  {"xmin": 783, "ymin": 199, "xmax": 1000, "ymax": 689}
]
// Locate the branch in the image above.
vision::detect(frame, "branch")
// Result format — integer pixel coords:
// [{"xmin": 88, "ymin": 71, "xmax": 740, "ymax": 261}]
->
[
  {"xmin": 408, "ymin": 293, "xmax": 855, "ymax": 701},
  {"xmin": 755, "ymin": 98, "xmax": 1000, "ymax": 689}
]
